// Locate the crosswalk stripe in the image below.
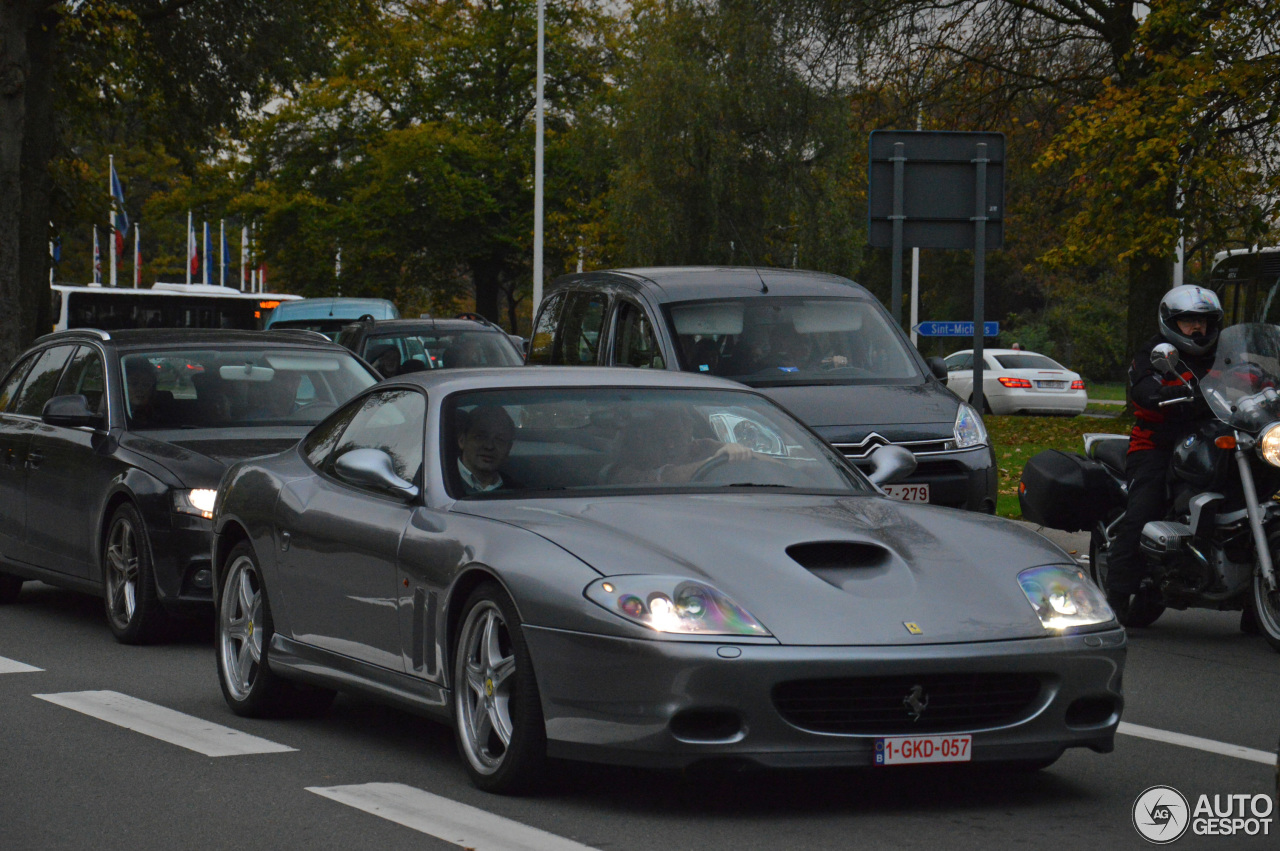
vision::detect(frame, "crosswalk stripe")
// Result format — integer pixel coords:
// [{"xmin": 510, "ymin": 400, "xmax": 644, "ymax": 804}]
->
[
  {"xmin": 307, "ymin": 783, "xmax": 600, "ymax": 851},
  {"xmin": 1119, "ymin": 722, "xmax": 1275, "ymax": 765},
  {"xmin": 33, "ymin": 690, "xmax": 296, "ymax": 757},
  {"xmin": 0, "ymin": 655, "xmax": 42, "ymax": 674}
]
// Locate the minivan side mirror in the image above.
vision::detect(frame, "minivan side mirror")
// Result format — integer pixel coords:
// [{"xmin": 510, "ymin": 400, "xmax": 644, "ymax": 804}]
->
[
  {"xmin": 42, "ymin": 394, "xmax": 105, "ymax": 430},
  {"xmin": 926, "ymin": 357, "xmax": 948, "ymax": 381},
  {"xmin": 334, "ymin": 448, "xmax": 420, "ymax": 501}
]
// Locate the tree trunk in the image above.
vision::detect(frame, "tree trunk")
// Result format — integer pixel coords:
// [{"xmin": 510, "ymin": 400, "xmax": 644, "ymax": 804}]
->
[
  {"xmin": 20, "ymin": 6, "xmax": 54, "ymax": 347},
  {"xmin": 1125, "ymin": 251, "xmax": 1170, "ymax": 358},
  {"xmin": 0, "ymin": 3, "xmax": 31, "ymax": 369},
  {"xmin": 471, "ymin": 259, "xmax": 501, "ymax": 324}
]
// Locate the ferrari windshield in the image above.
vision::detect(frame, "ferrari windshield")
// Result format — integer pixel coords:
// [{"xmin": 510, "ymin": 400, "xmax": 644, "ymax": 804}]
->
[
  {"xmin": 446, "ymin": 387, "xmax": 872, "ymax": 498},
  {"xmin": 121, "ymin": 347, "xmax": 376, "ymax": 430},
  {"xmin": 666, "ymin": 297, "xmax": 922, "ymax": 386},
  {"xmin": 1201, "ymin": 323, "xmax": 1280, "ymax": 431}
]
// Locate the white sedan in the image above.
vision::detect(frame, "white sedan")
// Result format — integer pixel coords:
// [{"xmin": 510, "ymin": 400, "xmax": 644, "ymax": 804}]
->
[{"xmin": 944, "ymin": 348, "xmax": 1088, "ymax": 415}]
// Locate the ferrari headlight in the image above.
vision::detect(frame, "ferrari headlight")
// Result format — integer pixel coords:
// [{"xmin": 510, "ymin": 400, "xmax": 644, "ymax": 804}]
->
[
  {"xmin": 585, "ymin": 576, "xmax": 771, "ymax": 636},
  {"xmin": 173, "ymin": 488, "xmax": 218, "ymax": 519},
  {"xmin": 1257, "ymin": 423, "xmax": 1280, "ymax": 468},
  {"xmin": 1018, "ymin": 565, "xmax": 1114, "ymax": 631},
  {"xmin": 953, "ymin": 402, "xmax": 988, "ymax": 449}
]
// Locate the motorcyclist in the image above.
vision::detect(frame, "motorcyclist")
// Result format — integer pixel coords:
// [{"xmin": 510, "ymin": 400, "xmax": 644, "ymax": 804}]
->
[{"xmin": 1107, "ymin": 285, "xmax": 1223, "ymax": 624}]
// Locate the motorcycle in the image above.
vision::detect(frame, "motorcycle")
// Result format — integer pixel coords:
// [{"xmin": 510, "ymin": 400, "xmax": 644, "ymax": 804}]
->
[{"xmin": 1020, "ymin": 323, "xmax": 1280, "ymax": 652}]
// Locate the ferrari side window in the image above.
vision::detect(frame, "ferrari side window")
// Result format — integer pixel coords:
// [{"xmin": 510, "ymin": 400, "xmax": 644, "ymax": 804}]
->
[
  {"xmin": 329, "ymin": 389, "xmax": 426, "ymax": 485},
  {"xmin": 302, "ymin": 396, "xmax": 364, "ymax": 469}
]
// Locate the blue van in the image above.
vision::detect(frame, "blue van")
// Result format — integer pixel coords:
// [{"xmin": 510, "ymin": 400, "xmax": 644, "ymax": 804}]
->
[{"xmin": 263, "ymin": 297, "xmax": 399, "ymax": 339}]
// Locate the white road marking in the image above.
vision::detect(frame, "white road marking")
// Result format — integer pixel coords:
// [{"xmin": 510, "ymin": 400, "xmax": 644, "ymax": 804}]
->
[
  {"xmin": 308, "ymin": 783, "xmax": 600, "ymax": 851},
  {"xmin": 0, "ymin": 655, "xmax": 42, "ymax": 674},
  {"xmin": 33, "ymin": 690, "xmax": 296, "ymax": 757},
  {"xmin": 1119, "ymin": 721, "xmax": 1275, "ymax": 765}
]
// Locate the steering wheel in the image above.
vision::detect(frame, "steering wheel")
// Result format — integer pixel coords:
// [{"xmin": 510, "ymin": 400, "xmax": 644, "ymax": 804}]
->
[{"xmin": 689, "ymin": 452, "xmax": 731, "ymax": 482}]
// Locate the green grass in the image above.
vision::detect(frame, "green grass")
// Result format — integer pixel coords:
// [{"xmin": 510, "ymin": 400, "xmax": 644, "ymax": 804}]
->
[
  {"xmin": 987, "ymin": 413, "xmax": 1132, "ymax": 519},
  {"xmin": 1086, "ymin": 382, "xmax": 1127, "ymax": 402}
]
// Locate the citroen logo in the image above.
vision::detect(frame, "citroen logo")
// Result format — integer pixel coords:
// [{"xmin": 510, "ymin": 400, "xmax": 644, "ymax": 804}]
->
[{"xmin": 903, "ymin": 685, "xmax": 928, "ymax": 721}]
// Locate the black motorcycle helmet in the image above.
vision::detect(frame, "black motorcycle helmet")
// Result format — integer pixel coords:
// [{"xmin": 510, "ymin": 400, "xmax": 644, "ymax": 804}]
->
[{"xmin": 1159, "ymin": 285, "xmax": 1223, "ymax": 356}]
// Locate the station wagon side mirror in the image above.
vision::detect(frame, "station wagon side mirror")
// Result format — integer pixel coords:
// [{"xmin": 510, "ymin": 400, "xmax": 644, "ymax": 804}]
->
[
  {"xmin": 866, "ymin": 444, "xmax": 918, "ymax": 487},
  {"xmin": 1151, "ymin": 342, "xmax": 1181, "ymax": 375},
  {"xmin": 334, "ymin": 448, "xmax": 420, "ymax": 502},
  {"xmin": 42, "ymin": 395, "xmax": 105, "ymax": 430},
  {"xmin": 926, "ymin": 357, "xmax": 948, "ymax": 381}
]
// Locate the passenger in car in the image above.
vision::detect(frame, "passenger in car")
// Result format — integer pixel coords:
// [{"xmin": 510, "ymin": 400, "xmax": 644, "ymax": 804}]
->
[
  {"xmin": 608, "ymin": 405, "xmax": 756, "ymax": 484},
  {"xmin": 456, "ymin": 405, "xmax": 521, "ymax": 494}
]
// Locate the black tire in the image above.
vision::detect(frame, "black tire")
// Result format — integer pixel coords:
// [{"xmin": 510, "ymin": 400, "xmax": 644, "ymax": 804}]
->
[
  {"xmin": 1251, "ymin": 545, "xmax": 1280, "ymax": 653},
  {"xmin": 216, "ymin": 541, "xmax": 335, "ymax": 717},
  {"xmin": 102, "ymin": 503, "xmax": 167, "ymax": 644},
  {"xmin": 0, "ymin": 573, "xmax": 23, "ymax": 604},
  {"xmin": 452, "ymin": 581, "xmax": 546, "ymax": 794},
  {"xmin": 1090, "ymin": 520, "xmax": 1164, "ymax": 628}
]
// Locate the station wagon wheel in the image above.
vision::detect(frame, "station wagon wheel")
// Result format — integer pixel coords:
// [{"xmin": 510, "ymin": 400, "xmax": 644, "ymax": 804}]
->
[
  {"xmin": 103, "ymin": 503, "xmax": 165, "ymax": 644},
  {"xmin": 216, "ymin": 541, "xmax": 334, "ymax": 717},
  {"xmin": 453, "ymin": 582, "xmax": 546, "ymax": 794}
]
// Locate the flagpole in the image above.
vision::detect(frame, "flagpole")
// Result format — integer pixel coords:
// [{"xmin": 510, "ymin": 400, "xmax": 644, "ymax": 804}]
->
[
  {"xmin": 202, "ymin": 221, "xmax": 209, "ymax": 286},
  {"xmin": 92, "ymin": 227, "xmax": 101, "ymax": 285},
  {"xmin": 108, "ymin": 156, "xmax": 117, "ymax": 288},
  {"xmin": 240, "ymin": 224, "xmax": 248, "ymax": 292},
  {"xmin": 49, "ymin": 238, "xmax": 54, "ymax": 286},
  {"xmin": 186, "ymin": 212, "xmax": 193, "ymax": 285},
  {"xmin": 532, "ymin": 0, "xmax": 545, "ymax": 322},
  {"xmin": 219, "ymin": 220, "xmax": 226, "ymax": 287},
  {"xmin": 134, "ymin": 224, "xmax": 141, "ymax": 288}
]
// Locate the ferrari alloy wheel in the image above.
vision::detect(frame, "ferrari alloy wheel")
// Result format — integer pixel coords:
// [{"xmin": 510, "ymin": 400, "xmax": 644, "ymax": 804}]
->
[
  {"xmin": 216, "ymin": 541, "xmax": 334, "ymax": 717},
  {"xmin": 103, "ymin": 503, "xmax": 165, "ymax": 644},
  {"xmin": 453, "ymin": 582, "xmax": 545, "ymax": 794}
]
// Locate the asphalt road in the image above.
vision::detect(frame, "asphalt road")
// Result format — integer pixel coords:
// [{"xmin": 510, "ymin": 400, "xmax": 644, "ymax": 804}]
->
[{"xmin": 0, "ymin": 525, "xmax": 1276, "ymax": 851}]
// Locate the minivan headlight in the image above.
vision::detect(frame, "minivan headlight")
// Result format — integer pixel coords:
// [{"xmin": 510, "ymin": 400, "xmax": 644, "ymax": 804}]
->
[{"xmin": 953, "ymin": 402, "xmax": 988, "ymax": 449}]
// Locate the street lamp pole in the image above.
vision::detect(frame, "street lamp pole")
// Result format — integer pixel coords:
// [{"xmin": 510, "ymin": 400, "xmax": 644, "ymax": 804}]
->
[{"xmin": 532, "ymin": 0, "xmax": 545, "ymax": 323}]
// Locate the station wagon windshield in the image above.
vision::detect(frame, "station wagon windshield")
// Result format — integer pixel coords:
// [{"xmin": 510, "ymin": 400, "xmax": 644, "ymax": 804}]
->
[
  {"xmin": 665, "ymin": 297, "xmax": 922, "ymax": 386},
  {"xmin": 121, "ymin": 348, "xmax": 376, "ymax": 430},
  {"xmin": 446, "ymin": 387, "xmax": 872, "ymax": 498}
]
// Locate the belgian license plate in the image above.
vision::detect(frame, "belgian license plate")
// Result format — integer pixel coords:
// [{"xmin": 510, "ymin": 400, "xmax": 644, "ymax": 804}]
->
[
  {"xmin": 1036, "ymin": 380, "xmax": 1066, "ymax": 389},
  {"xmin": 883, "ymin": 483, "xmax": 930, "ymax": 502},
  {"xmin": 875, "ymin": 735, "xmax": 972, "ymax": 765}
]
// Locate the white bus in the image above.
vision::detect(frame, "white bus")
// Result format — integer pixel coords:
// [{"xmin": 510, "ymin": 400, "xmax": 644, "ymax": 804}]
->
[{"xmin": 51, "ymin": 283, "xmax": 303, "ymax": 333}]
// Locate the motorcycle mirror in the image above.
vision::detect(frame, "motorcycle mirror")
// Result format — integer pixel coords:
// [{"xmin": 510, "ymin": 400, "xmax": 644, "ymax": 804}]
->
[{"xmin": 1151, "ymin": 342, "xmax": 1181, "ymax": 375}]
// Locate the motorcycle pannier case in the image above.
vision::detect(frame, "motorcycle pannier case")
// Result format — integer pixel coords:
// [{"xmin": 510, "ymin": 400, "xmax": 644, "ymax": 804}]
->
[{"xmin": 1019, "ymin": 450, "xmax": 1120, "ymax": 532}]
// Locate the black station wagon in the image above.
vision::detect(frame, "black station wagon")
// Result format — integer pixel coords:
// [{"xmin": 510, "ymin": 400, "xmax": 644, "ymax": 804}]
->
[
  {"xmin": 0, "ymin": 328, "xmax": 379, "ymax": 642},
  {"xmin": 528, "ymin": 267, "xmax": 997, "ymax": 512}
]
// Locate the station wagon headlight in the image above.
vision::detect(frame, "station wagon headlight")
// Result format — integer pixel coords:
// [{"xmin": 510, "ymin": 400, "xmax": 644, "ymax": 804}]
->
[
  {"xmin": 953, "ymin": 402, "xmax": 987, "ymax": 449},
  {"xmin": 585, "ymin": 576, "xmax": 772, "ymax": 636},
  {"xmin": 1018, "ymin": 565, "xmax": 1114, "ymax": 631},
  {"xmin": 173, "ymin": 488, "xmax": 218, "ymax": 519}
]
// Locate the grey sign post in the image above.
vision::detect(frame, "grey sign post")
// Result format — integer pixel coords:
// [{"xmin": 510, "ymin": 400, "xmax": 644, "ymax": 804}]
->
[{"xmin": 868, "ymin": 131, "xmax": 1005, "ymax": 413}]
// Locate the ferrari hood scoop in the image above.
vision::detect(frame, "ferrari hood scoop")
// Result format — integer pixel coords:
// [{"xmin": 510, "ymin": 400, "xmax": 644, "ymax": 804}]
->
[{"xmin": 787, "ymin": 541, "xmax": 895, "ymax": 587}]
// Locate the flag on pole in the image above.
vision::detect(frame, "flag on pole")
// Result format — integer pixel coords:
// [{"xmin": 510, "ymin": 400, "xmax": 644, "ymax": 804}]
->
[
  {"xmin": 187, "ymin": 212, "xmax": 197, "ymax": 282},
  {"xmin": 92, "ymin": 227, "xmax": 102, "ymax": 284},
  {"xmin": 240, "ymin": 224, "xmax": 248, "ymax": 291},
  {"xmin": 134, "ymin": 224, "xmax": 141, "ymax": 287},
  {"xmin": 220, "ymin": 220, "xmax": 229, "ymax": 287},
  {"xmin": 110, "ymin": 160, "xmax": 129, "ymax": 262},
  {"xmin": 203, "ymin": 221, "xmax": 211, "ymax": 285}
]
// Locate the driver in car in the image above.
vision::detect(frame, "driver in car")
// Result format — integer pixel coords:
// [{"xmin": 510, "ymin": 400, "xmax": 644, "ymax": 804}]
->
[
  {"xmin": 608, "ymin": 405, "xmax": 759, "ymax": 484},
  {"xmin": 456, "ymin": 405, "xmax": 521, "ymax": 494}
]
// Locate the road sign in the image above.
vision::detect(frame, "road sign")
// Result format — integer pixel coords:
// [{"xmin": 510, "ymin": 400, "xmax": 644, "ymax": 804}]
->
[{"xmin": 915, "ymin": 321, "xmax": 999, "ymax": 337}]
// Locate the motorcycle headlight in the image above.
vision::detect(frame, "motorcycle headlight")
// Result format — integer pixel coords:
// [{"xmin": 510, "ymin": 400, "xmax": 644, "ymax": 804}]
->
[
  {"xmin": 173, "ymin": 488, "xmax": 218, "ymax": 519},
  {"xmin": 953, "ymin": 402, "xmax": 988, "ymax": 449},
  {"xmin": 585, "ymin": 576, "xmax": 772, "ymax": 636},
  {"xmin": 1257, "ymin": 423, "xmax": 1280, "ymax": 468},
  {"xmin": 1018, "ymin": 565, "xmax": 1114, "ymax": 631}
]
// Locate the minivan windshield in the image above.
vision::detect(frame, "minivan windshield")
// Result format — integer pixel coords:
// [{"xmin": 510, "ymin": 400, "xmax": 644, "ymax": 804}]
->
[{"xmin": 665, "ymin": 297, "xmax": 922, "ymax": 386}]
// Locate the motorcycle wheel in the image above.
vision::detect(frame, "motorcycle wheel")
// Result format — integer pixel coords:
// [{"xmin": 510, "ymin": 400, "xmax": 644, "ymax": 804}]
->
[
  {"xmin": 1252, "ymin": 569, "xmax": 1280, "ymax": 654},
  {"xmin": 1090, "ymin": 521, "xmax": 1165, "ymax": 628}
]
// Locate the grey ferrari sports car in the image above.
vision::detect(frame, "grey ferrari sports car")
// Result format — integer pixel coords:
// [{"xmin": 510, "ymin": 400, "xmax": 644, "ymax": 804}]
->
[{"xmin": 211, "ymin": 367, "xmax": 1125, "ymax": 793}]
